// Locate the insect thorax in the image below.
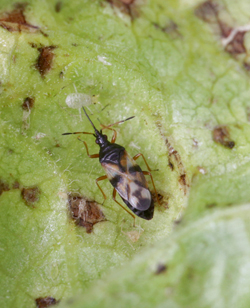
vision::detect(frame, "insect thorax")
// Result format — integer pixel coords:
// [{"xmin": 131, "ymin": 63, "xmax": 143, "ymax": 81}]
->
[{"xmin": 99, "ymin": 143, "xmax": 125, "ymax": 165}]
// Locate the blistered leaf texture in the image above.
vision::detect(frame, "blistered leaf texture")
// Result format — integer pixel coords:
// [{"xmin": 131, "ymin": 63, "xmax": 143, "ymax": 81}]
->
[
  {"xmin": 58, "ymin": 204, "xmax": 250, "ymax": 308},
  {"xmin": 1, "ymin": 0, "xmax": 250, "ymax": 307}
]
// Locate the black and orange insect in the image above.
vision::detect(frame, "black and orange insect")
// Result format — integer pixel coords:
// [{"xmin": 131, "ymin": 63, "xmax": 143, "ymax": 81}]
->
[{"xmin": 62, "ymin": 107, "xmax": 160, "ymax": 224}]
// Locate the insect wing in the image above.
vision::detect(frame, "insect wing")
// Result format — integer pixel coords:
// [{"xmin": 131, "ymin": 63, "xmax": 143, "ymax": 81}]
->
[{"xmin": 102, "ymin": 151, "xmax": 152, "ymax": 211}]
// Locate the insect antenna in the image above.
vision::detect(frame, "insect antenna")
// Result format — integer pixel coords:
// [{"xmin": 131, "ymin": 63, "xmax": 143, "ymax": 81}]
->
[
  {"xmin": 62, "ymin": 108, "xmax": 100, "ymax": 136},
  {"xmin": 101, "ymin": 116, "xmax": 135, "ymax": 129},
  {"xmin": 82, "ymin": 107, "xmax": 101, "ymax": 135},
  {"xmin": 62, "ymin": 132, "xmax": 94, "ymax": 136}
]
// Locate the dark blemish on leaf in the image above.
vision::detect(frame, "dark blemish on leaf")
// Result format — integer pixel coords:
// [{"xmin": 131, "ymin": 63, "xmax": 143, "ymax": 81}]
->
[
  {"xmin": 186, "ymin": 267, "xmax": 195, "ymax": 280},
  {"xmin": 153, "ymin": 20, "xmax": 181, "ymax": 39},
  {"xmin": 21, "ymin": 186, "xmax": 40, "ymax": 206},
  {"xmin": 195, "ymin": 0, "xmax": 247, "ymax": 56},
  {"xmin": 0, "ymin": 3, "xmax": 39, "ymax": 33},
  {"xmin": 72, "ymin": 43, "xmax": 78, "ymax": 47},
  {"xmin": 206, "ymin": 203, "xmax": 217, "ymax": 208},
  {"xmin": 212, "ymin": 125, "xmax": 235, "ymax": 149},
  {"xmin": 168, "ymin": 159, "xmax": 174, "ymax": 171},
  {"xmin": 12, "ymin": 181, "xmax": 20, "ymax": 189},
  {"xmin": 35, "ymin": 297, "xmax": 60, "ymax": 308},
  {"xmin": 179, "ymin": 174, "xmax": 189, "ymax": 193},
  {"xmin": 153, "ymin": 192, "xmax": 163, "ymax": 204},
  {"xmin": 22, "ymin": 97, "xmax": 35, "ymax": 111},
  {"xmin": 0, "ymin": 180, "xmax": 10, "ymax": 195},
  {"xmin": 244, "ymin": 62, "xmax": 250, "ymax": 71},
  {"xmin": 151, "ymin": 191, "xmax": 169, "ymax": 210},
  {"xmin": 68, "ymin": 194, "xmax": 106, "ymax": 233},
  {"xmin": 163, "ymin": 21, "xmax": 181, "ymax": 37},
  {"xmin": 195, "ymin": 1, "xmax": 231, "ymax": 37},
  {"xmin": 59, "ymin": 71, "xmax": 64, "ymax": 79},
  {"xmin": 174, "ymin": 218, "xmax": 182, "ymax": 225},
  {"xmin": 55, "ymin": 1, "xmax": 62, "ymax": 13},
  {"xmin": 35, "ymin": 46, "xmax": 56, "ymax": 77},
  {"xmin": 29, "ymin": 42, "xmax": 38, "ymax": 48},
  {"xmin": 40, "ymin": 30, "xmax": 49, "ymax": 37},
  {"xmin": 155, "ymin": 263, "xmax": 167, "ymax": 275},
  {"xmin": 218, "ymin": 22, "xmax": 232, "ymax": 39},
  {"xmin": 195, "ymin": 0, "xmax": 218, "ymax": 22},
  {"xmin": 166, "ymin": 139, "xmax": 189, "ymax": 195},
  {"xmin": 105, "ymin": 0, "xmax": 136, "ymax": 18},
  {"xmin": 225, "ymin": 31, "xmax": 246, "ymax": 55}
]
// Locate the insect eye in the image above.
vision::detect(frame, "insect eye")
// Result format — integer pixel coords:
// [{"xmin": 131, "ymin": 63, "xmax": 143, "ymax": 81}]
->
[
  {"xmin": 95, "ymin": 139, "xmax": 99, "ymax": 144},
  {"xmin": 104, "ymin": 135, "xmax": 107, "ymax": 140}
]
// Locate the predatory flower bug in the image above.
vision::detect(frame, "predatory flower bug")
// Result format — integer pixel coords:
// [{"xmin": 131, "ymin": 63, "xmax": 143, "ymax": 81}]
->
[{"xmin": 62, "ymin": 107, "xmax": 160, "ymax": 225}]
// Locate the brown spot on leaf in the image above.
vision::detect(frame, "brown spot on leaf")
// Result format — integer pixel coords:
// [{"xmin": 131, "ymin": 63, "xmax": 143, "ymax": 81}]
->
[
  {"xmin": 155, "ymin": 263, "xmax": 167, "ymax": 275},
  {"xmin": 12, "ymin": 181, "xmax": 20, "ymax": 189},
  {"xmin": 206, "ymin": 203, "xmax": 217, "ymax": 208},
  {"xmin": 59, "ymin": 71, "xmax": 64, "ymax": 79},
  {"xmin": 195, "ymin": 0, "xmax": 218, "ymax": 22},
  {"xmin": 244, "ymin": 62, "xmax": 250, "ymax": 71},
  {"xmin": 174, "ymin": 219, "xmax": 182, "ymax": 225},
  {"xmin": 22, "ymin": 97, "xmax": 35, "ymax": 111},
  {"xmin": 151, "ymin": 191, "xmax": 163, "ymax": 204},
  {"xmin": 29, "ymin": 42, "xmax": 38, "ymax": 48},
  {"xmin": 21, "ymin": 186, "xmax": 40, "ymax": 206},
  {"xmin": 35, "ymin": 297, "xmax": 59, "ymax": 308},
  {"xmin": 68, "ymin": 195, "xmax": 106, "ymax": 233},
  {"xmin": 225, "ymin": 31, "xmax": 246, "ymax": 55},
  {"xmin": 0, "ymin": 180, "xmax": 10, "ymax": 195},
  {"xmin": 151, "ymin": 191, "xmax": 169, "ymax": 210},
  {"xmin": 166, "ymin": 139, "xmax": 189, "ymax": 195},
  {"xmin": 168, "ymin": 159, "xmax": 174, "ymax": 171},
  {"xmin": 55, "ymin": 1, "xmax": 62, "ymax": 12},
  {"xmin": 106, "ymin": 0, "xmax": 137, "ymax": 18},
  {"xmin": 179, "ymin": 174, "xmax": 188, "ymax": 188},
  {"xmin": 218, "ymin": 22, "xmax": 232, "ymax": 39},
  {"xmin": 195, "ymin": 0, "xmax": 247, "ymax": 56},
  {"xmin": 0, "ymin": 3, "xmax": 39, "ymax": 33},
  {"xmin": 195, "ymin": 0, "xmax": 231, "ymax": 37},
  {"xmin": 35, "ymin": 46, "xmax": 56, "ymax": 77},
  {"xmin": 153, "ymin": 20, "xmax": 181, "ymax": 38},
  {"xmin": 212, "ymin": 125, "xmax": 235, "ymax": 149}
]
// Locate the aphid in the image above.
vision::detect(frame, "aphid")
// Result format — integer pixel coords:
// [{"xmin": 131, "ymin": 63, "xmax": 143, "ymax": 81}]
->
[{"xmin": 62, "ymin": 107, "xmax": 160, "ymax": 224}]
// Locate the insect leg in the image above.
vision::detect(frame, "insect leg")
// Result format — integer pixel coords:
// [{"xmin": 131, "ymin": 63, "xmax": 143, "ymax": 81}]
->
[
  {"xmin": 133, "ymin": 153, "xmax": 153, "ymax": 171},
  {"xmin": 142, "ymin": 171, "xmax": 161, "ymax": 206},
  {"xmin": 77, "ymin": 137, "xmax": 99, "ymax": 158},
  {"xmin": 112, "ymin": 188, "xmax": 136, "ymax": 227},
  {"xmin": 96, "ymin": 175, "xmax": 108, "ymax": 203},
  {"xmin": 110, "ymin": 129, "xmax": 117, "ymax": 143}
]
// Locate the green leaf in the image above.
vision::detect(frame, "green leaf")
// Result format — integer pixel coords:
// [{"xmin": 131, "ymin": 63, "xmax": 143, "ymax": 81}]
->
[
  {"xmin": 58, "ymin": 204, "xmax": 250, "ymax": 308},
  {"xmin": 1, "ymin": 0, "xmax": 250, "ymax": 307}
]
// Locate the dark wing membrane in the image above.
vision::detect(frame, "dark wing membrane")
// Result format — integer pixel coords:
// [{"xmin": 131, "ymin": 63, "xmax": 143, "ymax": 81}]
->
[
  {"xmin": 121, "ymin": 196, "xmax": 154, "ymax": 220},
  {"xmin": 102, "ymin": 151, "xmax": 152, "ymax": 211}
]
